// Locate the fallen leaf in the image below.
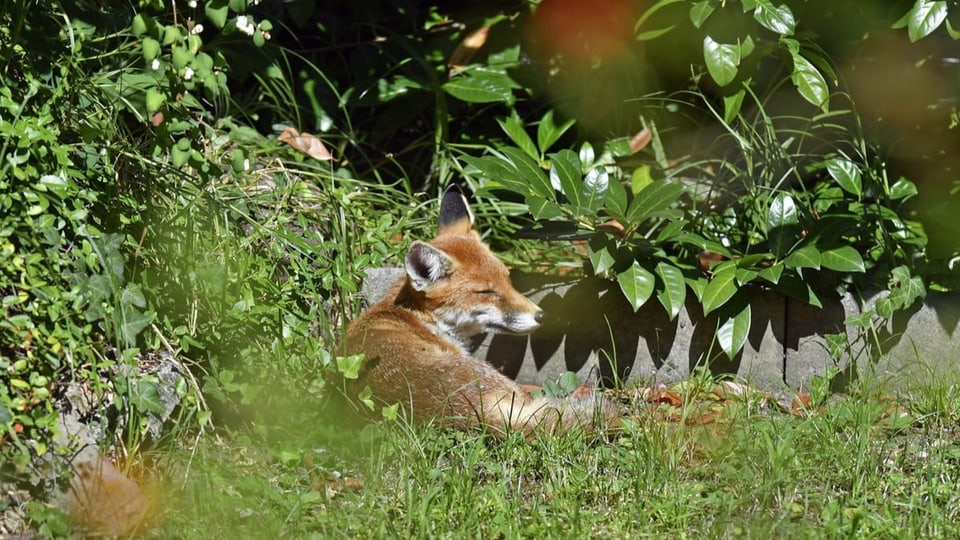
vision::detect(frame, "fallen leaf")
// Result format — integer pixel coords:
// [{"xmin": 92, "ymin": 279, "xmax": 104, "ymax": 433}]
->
[
  {"xmin": 629, "ymin": 128, "xmax": 652, "ymax": 154},
  {"xmin": 279, "ymin": 127, "xmax": 336, "ymax": 161},
  {"xmin": 449, "ymin": 26, "xmax": 490, "ymax": 71},
  {"xmin": 699, "ymin": 250, "xmax": 726, "ymax": 271},
  {"xmin": 792, "ymin": 391, "xmax": 812, "ymax": 413}
]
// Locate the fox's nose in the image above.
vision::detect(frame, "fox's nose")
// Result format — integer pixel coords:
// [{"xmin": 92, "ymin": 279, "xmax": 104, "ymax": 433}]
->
[{"xmin": 534, "ymin": 309, "xmax": 544, "ymax": 324}]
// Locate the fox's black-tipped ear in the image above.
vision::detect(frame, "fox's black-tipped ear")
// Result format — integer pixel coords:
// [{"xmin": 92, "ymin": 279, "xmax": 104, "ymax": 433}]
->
[
  {"xmin": 405, "ymin": 241, "xmax": 453, "ymax": 291},
  {"xmin": 438, "ymin": 184, "xmax": 475, "ymax": 236}
]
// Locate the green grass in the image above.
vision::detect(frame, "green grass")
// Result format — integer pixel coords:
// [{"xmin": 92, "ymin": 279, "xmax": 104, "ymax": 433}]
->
[{"xmin": 145, "ymin": 379, "xmax": 960, "ymax": 539}]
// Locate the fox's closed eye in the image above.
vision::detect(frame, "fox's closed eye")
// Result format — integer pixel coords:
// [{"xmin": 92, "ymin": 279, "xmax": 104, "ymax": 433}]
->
[{"xmin": 475, "ymin": 289, "xmax": 498, "ymax": 296}]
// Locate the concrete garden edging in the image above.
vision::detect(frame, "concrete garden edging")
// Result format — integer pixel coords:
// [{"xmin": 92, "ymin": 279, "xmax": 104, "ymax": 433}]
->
[{"xmin": 363, "ymin": 268, "xmax": 960, "ymax": 394}]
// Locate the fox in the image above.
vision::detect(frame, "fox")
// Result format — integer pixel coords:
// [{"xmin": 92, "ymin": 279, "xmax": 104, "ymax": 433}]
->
[{"xmin": 342, "ymin": 185, "xmax": 620, "ymax": 437}]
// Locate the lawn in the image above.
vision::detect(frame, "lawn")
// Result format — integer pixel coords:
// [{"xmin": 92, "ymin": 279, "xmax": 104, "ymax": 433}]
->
[{"xmin": 148, "ymin": 374, "xmax": 960, "ymax": 538}]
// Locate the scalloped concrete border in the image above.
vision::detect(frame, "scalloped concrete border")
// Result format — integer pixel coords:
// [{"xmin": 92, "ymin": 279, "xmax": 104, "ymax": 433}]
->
[{"xmin": 363, "ymin": 268, "xmax": 960, "ymax": 393}]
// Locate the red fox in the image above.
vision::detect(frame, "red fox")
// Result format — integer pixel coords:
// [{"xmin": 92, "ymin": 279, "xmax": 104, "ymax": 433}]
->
[{"xmin": 343, "ymin": 185, "xmax": 620, "ymax": 437}]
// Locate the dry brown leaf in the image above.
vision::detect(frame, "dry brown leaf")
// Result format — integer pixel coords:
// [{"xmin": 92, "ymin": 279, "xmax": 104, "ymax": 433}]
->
[
  {"xmin": 279, "ymin": 127, "xmax": 336, "ymax": 162},
  {"xmin": 449, "ymin": 26, "xmax": 490, "ymax": 71},
  {"xmin": 792, "ymin": 391, "xmax": 812, "ymax": 413},
  {"xmin": 629, "ymin": 128, "xmax": 652, "ymax": 154}
]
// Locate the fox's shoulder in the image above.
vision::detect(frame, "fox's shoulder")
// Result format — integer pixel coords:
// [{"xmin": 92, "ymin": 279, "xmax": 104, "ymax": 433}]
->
[{"xmin": 345, "ymin": 300, "xmax": 460, "ymax": 354}]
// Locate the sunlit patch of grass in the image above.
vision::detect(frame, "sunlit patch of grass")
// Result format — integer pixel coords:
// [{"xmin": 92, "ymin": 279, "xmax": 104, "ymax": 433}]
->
[{"xmin": 145, "ymin": 368, "xmax": 960, "ymax": 538}]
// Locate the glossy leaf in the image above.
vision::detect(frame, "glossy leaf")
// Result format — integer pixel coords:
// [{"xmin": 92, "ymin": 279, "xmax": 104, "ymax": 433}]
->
[
  {"xmin": 605, "ymin": 178, "xmax": 629, "ymax": 221},
  {"xmin": 767, "ymin": 192, "xmax": 798, "ymax": 257},
  {"xmin": 588, "ymin": 238, "xmax": 616, "ymax": 275},
  {"xmin": 701, "ymin": 264, "xmax": 738, "ymax": 315},
  {"xmin": 497, "ymin": 115, "xmax": 538, "ymax": 160},
  {"xmin": 784, "ymin": 244, "xmax": 821, "ymax": 269},
  {"xmin": 656, "ymin": 262, "xmax": 686, "ymax": 320},
  {"xmin": 900, "ymin": 0, "xmax": 948, "ymax": 42},
  {"xmin": 820, "ymin": 246, "xmax": 865, "ymax": 273},
  {"xmin": 617, "ymin": 261, "xmax": 656, "ymax": 312},
  {"xmin": 537, "ymin": 110, "xmax": 575, "ymax": 155},
  {"xmin": 789, "ymin": 52, "xmax": 829, "ymax": 109},
  {"xmin": 717, "ymin": 301, "xmax": 751, "ymax": 359},
  {"xmin": 689, "ymin": 0, "xmax": 715, "ymax": 28},
  {"xmin": 758, "ymin": 262, "xmax": 785, "ymax": 284},
  {"xmin": 501, "ymin": 147, "xmax": 553, "ymax": 198},
  {"xmin": 888, "ymin": 177, "xmax": 918, "ymax": 200},
  {"xmin": 549, "ymin": 149, "xmax": 583, "ymax": 210},
  {"xmin": 443, "ymin": 70, "xmax": 516, "ymax": 104},
  {"xmin": 753, "ymin": 0, "xmax": 796, "ymax": 35},
  {"xmin": 582, "ymin": 168, "xmax": 609, "ymax": 212},
  {"xmin": 826, "ymin": 157, "xmax": 862, "ymax": 197},
  {"xmin": 703, "ymin": 36, "xmax": 740, "ymax": 87},
  {"xmin": 626, "ymin": 179, "xmax": 684, "ymax": 224}
]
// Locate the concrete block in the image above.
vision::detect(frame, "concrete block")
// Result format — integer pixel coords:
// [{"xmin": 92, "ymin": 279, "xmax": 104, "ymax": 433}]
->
[{"xmin": 361, "ymin": 267, "xmax": 960, "ymax": 392}]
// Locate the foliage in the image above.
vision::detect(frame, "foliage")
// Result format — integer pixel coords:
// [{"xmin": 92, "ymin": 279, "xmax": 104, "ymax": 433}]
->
[
  {"xmin": 152, "ymin": 370, "xmax": 960, "ymax": 538},
  {"xmin": 2, "ymin": 0, "xmax": 960, "ymax": 534},
  {"xmin": 455, "ymin": 0, "xmax": 944, "ymax": 360}
]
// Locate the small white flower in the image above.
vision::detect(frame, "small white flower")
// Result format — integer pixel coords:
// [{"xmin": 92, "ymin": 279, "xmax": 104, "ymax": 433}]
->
[
  {"xmin": 236, "ymin": 15, "xmax": 256, "ymax": 36},
  {"xmin": 151, "ymin": 58, "xmax": 160, "ymax": 70},
  {"xmin": 191, "ymin": 23, "xmax": 204, "ymax": 35},
  {"xmin": 243, "ymin": 158, "xmax": 251, "ymax": 171},
  {"xmin": 184, "ymin": 67, "xmax": 194, "ymax": 80},
  {"xmin": 188, "ymin": 0, "xmax": 197, "ymax": 7}
]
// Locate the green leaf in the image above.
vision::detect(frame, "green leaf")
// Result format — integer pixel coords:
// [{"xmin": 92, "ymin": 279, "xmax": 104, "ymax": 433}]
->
[
  {"xmin": 205, "ymin": 0, "xmax": 230, "ymax": 28},
  {"xmin": 582, "ymin": 168, "xmax": 609, "ymax": 212},
  {"xmin": 142, "ymin": 37, "xmax": 161, "ymax": 62},
  {"xmin": 626, "ymin": 179, "xmax": 684, "ymax": 224},
  {"xmin": 558, "ymin": 371, "xmax": 580, "ymax": 394},
  {"xmin": 336, "ymin": 354, "xmax": 365, "ymax": 379},
  {"xmin": 588, "ymin": 237, "xmax": 616, "ymax": 275},
  {"xmin": 888, "ymin": 177, "xmax": 918, "ymax": 200},
  {"xmin": 789, "ymin": 51, "xmax": 829, "ymax": 109},
  {"xmin": 131, "ymin": 14, "xmax": 150, "ymax": 36},
  {"xmin": 537, "ymin": 110, "xmax": 575, "ymax": 155},
  {"xmin": 501, "ymin": 147, "xmax": 553, "ymax": 199},
  {"xmin": 820, "ymin": 246, "xmax": 865, "ymax": 273},
  {"xmin": 753, "ymin": 0, "xmax": 796, "ymax": 35},
  {"xmin": 723, "ymin": 86, "xmax": 747, "ymax": 124},
  {"xmin": 443, "ymin": 70, "xmax": 516, "ymax": 104},
  {"xmin": 777, "ymin": 274, "xmax": 823, "ymax": 308},
  {"xmin": 121, "ymin": 306, "xmax": 155, "ymax": 347},
  {"xmin": 701, "ymin": 264, "xmax": 738, "ymax": 315},
  {"xmin": 655, "ymin": 262, "xmax": 687, "ymax": 321},
  {"xmin": 768, "ymin": 192, "xmax": 798, "ymax": 229},
  {"xmin": 630, "ymin": 165, "xmax": 654, "ymax": 195},
  {"xmin": 497, "ymin": 114, "xmax": 538, "ymax": 160},
  {"xmin": 890, "ymin": 265, "xmax": 926, "ymax": 308},
  {"xmin": 703, "ymin": 36, "xmax": 740, "ymax": 87},
  {"xmin": 784, "ymin": 244, "xmax": 821, "ymax": 269},
  {"xmin": 758, "ymin": 262, "xmax": 785, "ymax": 284},
  {"xmin": 637, "ymin": 25, "xmax": 676, "ymax": 41},
  {"xmin": 904, "ymin": 0, "xmax": 948, "ymax": 42},
  {"xmin": 549, "ymin": 149, "xmax": 584, "ymax": 210},
  {"xmin": 527, "ymin": 195, "xmax": 564, "ymax": 220},
  {"xmin": 767, "ymin": 192, "xmax": 799, "ymax": 257},
  {"xmin": 690, "ymin": 1, "xmax": 716, "ymax": 28},
  {"xmin": 132, "ymin": 380, "xmax": 168, "ymax": 416},
  {"xmin": 717, "ymin": 300, "xmax": 751, "ymax": 359},
  {"xmin": 826, "ymin": 157, "xmax": 862, "ymax": 197},
  {"xmin": 617, "ymin": 261, "xmax": 656, "ymax": 312},
  {"xmin": 605, "ymin": 177, "xmax": 629, "ymax": 221}
]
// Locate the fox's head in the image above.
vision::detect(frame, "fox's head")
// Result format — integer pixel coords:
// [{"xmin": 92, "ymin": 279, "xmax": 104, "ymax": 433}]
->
[{"xmin": 403, "ymin": 185, "xmax": 544, "ymax": 342}]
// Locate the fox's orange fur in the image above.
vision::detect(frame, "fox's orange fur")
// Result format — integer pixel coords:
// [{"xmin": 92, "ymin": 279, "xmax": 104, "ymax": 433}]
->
[{"xmin": 343, "ymin": 185, "xmax": 619, "ymax": 437}]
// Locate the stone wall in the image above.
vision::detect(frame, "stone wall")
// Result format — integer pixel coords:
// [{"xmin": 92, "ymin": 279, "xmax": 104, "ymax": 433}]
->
[{"xmin": 362, "ymin": 268, "xmax": 960, "ymax": 393}]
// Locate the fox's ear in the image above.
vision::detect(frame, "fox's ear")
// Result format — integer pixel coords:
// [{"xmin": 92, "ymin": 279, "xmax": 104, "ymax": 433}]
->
[
  {"xmin": 405, "ymin": 241, "xmax": 453, "ymax": 291},
  {"xmin": 438, "ymin": 184, "xmax": 475, "ymax": 236}
]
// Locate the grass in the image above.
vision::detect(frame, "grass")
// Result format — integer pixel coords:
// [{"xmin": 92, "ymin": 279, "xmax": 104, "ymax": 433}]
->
[{"xmin": 142, "ymin": 375, "xmax": 960, "ymax": 539}]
